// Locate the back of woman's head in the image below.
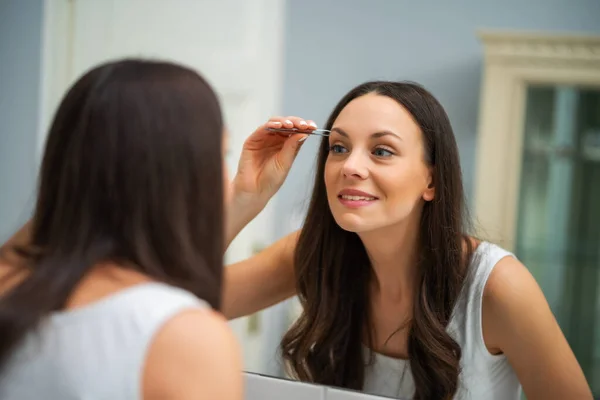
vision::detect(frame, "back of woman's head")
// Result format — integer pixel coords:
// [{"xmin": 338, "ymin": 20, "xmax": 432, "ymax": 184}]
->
[
  {"xmin": 281, "ymin": 81, "xmax": 472, "ymax": 399},
  {"xmin": 0, "ymin": 59, "xmax": 224, "ymax": 369}
]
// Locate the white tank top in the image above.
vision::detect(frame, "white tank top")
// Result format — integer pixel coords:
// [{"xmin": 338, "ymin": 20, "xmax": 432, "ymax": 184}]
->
[
  {"xmin": 363, "ymin": 242, "xmax": 522, "ymax": 399},
  {"xmin": 0, "ymin": 282, "xmax": 209, "ymax": 400}
]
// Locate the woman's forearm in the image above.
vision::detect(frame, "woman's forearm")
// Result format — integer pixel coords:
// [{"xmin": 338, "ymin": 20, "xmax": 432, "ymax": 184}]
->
[
  {"xmin": 224, "ymin": 182, "xmax": 270, "ymax": 251},
  {"xmin": 222, "ymin": 230, "xmax": 298, "ymax": 319}
]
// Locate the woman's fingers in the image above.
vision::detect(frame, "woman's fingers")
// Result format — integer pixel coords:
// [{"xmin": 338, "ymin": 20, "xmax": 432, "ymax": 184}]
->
[
  {"xmin": 267, "ymin": 116, "xmax": 318, "ymax": 131},
  {"xmin": 278, "ymin": 132, "xmax": 308, "ymax": 172}
]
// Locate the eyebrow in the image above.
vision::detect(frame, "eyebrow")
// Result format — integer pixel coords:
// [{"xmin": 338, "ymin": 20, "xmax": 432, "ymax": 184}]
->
[{"xmin": 330, "ymin": 127, "xmax": 402, "ymax": 141}]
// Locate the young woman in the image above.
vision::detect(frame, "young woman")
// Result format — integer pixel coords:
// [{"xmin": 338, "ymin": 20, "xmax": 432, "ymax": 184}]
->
[
  {"xmin": 223, "ymin": 81, "xmax": 592, "ymax": 399},
  {"xmin": 0, "ymin": 58, "xmax": 310, "ymax": 400}
]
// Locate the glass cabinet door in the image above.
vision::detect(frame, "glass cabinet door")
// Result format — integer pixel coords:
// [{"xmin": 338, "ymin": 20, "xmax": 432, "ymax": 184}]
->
[{"xmin": 515, "ymin": 85, "xmax": 600, "ymax": 395}]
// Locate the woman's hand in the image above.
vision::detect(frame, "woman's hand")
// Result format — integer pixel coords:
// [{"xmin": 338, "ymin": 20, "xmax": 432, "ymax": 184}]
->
[
  {"xmin": 225, "ymin": 116, "xmax": 317, "ymax": 246},
  {"xmin": 233, "ymin": 116, "xmax": 317, "ymax": 202}
]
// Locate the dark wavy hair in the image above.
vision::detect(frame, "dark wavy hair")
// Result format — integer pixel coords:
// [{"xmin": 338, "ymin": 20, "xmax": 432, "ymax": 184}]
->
[
  {"xmin": 0, "ymin": 59, "xmax": 224, "ymax": 371},
  {"xmin": 280, "ymin": 81, "xmax": 474, "ymax": 399}
]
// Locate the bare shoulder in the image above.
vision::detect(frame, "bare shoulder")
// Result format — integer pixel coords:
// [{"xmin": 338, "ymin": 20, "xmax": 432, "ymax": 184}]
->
[
  {"xmin": 480, "ymin": 252, "xmax": 540, "ymax": 354},
  {"xmin": 143, "ymin": 308, "xmax": 243, "ymax": 400},
  {"xmin": 483, "ymin": 252, "xmax": 533, "ymax": 304},
  {"xmin": 482, "ymin": 254, "xmax": 541, "ymax": 339},
  {"xmin": 481, "ymin": 252, "xmax": 592, "ymax": 398}
]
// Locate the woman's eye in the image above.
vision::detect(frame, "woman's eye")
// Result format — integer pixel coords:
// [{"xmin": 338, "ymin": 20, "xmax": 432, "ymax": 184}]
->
[
  {"xmin": 373, "ymin": 147, "xmax": 394, "ymax": 157},
  {"xmin": 328, "ymin": 144, "xmax": 348, "ymax": 154}
]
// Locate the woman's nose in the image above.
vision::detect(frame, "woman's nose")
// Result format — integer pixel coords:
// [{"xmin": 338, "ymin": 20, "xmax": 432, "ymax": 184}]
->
[{"xmin": 341, "ymin": 153, "xmax": 368, "ymax": 179}]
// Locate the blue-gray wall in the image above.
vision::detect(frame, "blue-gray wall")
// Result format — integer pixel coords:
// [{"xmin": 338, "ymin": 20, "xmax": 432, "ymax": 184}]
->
[
  {"xmin": 1, "ymin": 0, "xmax": 600, "ymax": 242},
  {"xmin": 0, "ymin": 0, "xmax": 44, "ymax": 240},
  {"xmin": 274, "ymin": 0, "xmax": 600, "ymax": 238}
]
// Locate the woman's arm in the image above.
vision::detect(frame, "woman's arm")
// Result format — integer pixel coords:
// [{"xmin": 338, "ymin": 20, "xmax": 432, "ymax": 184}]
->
[
  {"xmin": 482, "ymin": 256, "xmax": 592, "ymax": 400},
  {"xmin": 222, "ymin": 230, "xmax": 298, "ymax": 320},
  {"xmin": 221, "ymin": 116, "xmax": 317, "ymax": 318},
  {"xmin": 0, "ymin": 221, "xmax": 31, "ymax": 261},
  {"xmin": 1, "ymin": 221, "xmax": 31, "ymax": 249}
]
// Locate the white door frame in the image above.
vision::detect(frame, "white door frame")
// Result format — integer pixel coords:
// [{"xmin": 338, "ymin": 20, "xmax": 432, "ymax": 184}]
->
[{"xmin": 473, "ymin": 30, "xmax": 600, "ymax": 251}]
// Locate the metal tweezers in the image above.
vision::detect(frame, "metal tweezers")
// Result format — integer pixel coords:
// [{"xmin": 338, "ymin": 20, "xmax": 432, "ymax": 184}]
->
[{"xmin": 266, "ymin": 127, "xmax": 331, "ymax": 137}]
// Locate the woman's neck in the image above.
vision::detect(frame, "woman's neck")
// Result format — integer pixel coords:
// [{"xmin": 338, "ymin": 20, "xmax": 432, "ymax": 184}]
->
[{"xmin": 359, "ymin": 218, "xmax": 421, "ymax": 303}]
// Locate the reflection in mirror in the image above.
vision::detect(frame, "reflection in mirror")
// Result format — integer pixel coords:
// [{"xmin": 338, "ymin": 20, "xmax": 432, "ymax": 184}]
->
[
  {"xmin": 243, "ymin": 72, "xmax": 540, "ymax": 399},
  {"xmin": 242, "ymin": 78, "xmax": 519, "ymax": 400},
  {"xmin": 235, "ymin": 11, "xmax": 599, "ymax": 400}
]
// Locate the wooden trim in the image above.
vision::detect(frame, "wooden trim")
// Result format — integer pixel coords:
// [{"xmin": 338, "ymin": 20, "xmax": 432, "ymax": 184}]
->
[{"xmin": 473, "ymin": 30, "xmax": 600, "ymax": 251}]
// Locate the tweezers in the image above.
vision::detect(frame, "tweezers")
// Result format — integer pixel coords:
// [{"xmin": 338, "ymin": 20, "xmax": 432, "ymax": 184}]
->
[{"xmin": 266, "ymin": 127, "xmax": 330, "ymax": 137}]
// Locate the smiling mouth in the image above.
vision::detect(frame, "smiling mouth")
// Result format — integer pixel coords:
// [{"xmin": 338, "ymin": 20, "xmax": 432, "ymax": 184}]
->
[
  {"xmin": 337, "ymin": 194, "xmax": 378, "ymax": 208},
  {"xmin": 338, "ymin": 194, "xmax": 378, "ymax": 201}
]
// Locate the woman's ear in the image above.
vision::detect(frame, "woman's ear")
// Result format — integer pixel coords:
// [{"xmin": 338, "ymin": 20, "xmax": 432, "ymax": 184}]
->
[{"xmin": 423, "ymin": 168, "xmax": 435, "ymax": 202}]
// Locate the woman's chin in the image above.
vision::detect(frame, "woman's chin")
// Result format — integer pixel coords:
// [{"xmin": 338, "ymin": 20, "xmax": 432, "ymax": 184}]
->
[{"xmin": 333, "ymin": 213, "xmax": 369, "ymax": 233}]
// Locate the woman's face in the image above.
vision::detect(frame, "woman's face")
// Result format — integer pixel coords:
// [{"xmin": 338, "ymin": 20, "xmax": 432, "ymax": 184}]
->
[{"xmin": 324, "ymin": 93, "xmax": 434, "ymax": 234}]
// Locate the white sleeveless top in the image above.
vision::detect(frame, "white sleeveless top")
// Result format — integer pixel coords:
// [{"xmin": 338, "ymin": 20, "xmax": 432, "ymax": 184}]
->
[
  {"xmin": 0, "ymin": 282, "xmax": 209, "ymax": 400},
  {"xmin": 363, "ymin": 242, "xmax": 522, "ymax": 399}
]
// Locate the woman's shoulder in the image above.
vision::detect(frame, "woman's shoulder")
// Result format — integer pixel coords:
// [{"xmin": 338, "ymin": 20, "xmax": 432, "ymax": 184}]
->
[
  {"xmin": 466, "ymin": 239, "xmax": 516, "ymax": 279},
  {"xmin": 481, "ymin": 247, "xmax": 533, "ymax": 309},
  {"xmin": 471, "ymin": 240, "xmax": 542, "ymax": 348},
  {"xmin": 143, "ymin": 306, "xmax": 243, "ymax": 399},
  {"xmin": 457, "ymin": 238, "xmax": 520, "ymax": 307}
]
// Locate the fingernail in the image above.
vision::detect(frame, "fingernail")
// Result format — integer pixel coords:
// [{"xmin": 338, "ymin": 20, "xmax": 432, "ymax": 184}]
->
[
  {"xmin": 271, "ymin": 121, "xmax": 282, "ymax": 126},
  {"xmin": 298, "ymin": 136, "xmax": 308, "ymax": 143},
  {"xmin": 299, "ymin": 120, "xmax": 307, "ymax": 126},
  {"xmin": 284, "ymin": 120, "xmax": 293, "ymax": 125},
  {"xmin": 309, "ymin": 122, "xmax": 318, "ymax": 128}
]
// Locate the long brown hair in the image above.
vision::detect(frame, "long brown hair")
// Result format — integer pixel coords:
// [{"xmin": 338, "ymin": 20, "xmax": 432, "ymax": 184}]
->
[
  {"xmin": 280, "ymin": 81, "xmax": 474, "ymax": 399},
  {"xmin": 0, "ymin": 59, "xmax": 224, "ymax": 371}
]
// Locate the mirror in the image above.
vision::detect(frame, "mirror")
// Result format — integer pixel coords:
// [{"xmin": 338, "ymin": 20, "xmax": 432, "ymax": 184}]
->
[{"xmin": 238, "ymin": 5, "xmax": 600, "ymax": 399}]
